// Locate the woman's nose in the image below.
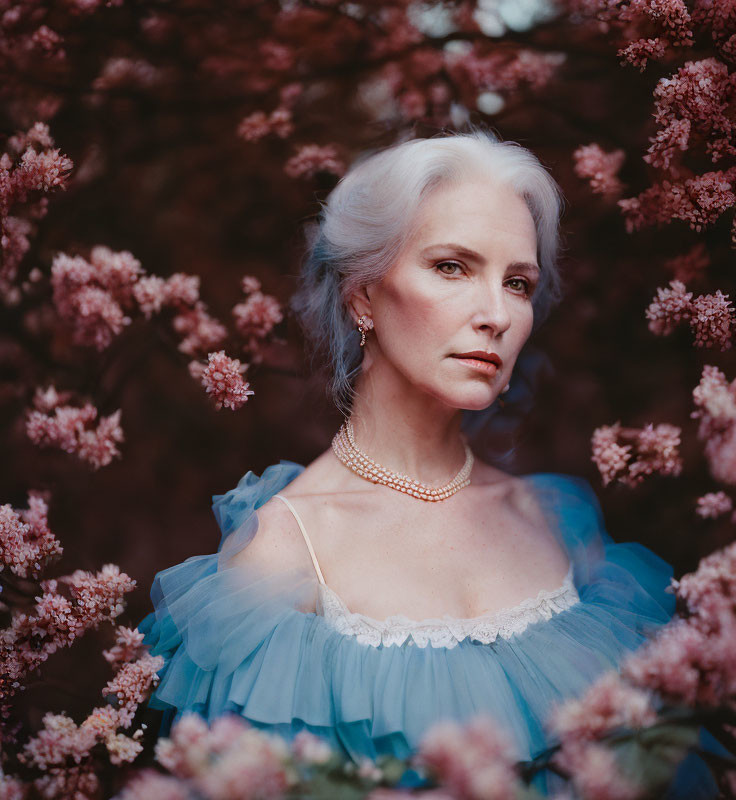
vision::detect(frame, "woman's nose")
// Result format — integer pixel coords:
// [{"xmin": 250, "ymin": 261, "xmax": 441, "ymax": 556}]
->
[{"xmin": 472, "ymin": 284, "xmax": 512, "ymax": 336}]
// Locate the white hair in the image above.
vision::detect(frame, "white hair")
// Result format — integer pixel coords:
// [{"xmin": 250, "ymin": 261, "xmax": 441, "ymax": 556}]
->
[{"xmin": 291, "ymin": 127, "xmax": 566, "ymax": 416}]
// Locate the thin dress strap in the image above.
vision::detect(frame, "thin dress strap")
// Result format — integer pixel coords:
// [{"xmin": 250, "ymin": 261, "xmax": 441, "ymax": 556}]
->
[{"xmin": 272, "ymin": 494, "xmax": 326, "ymax": 585}]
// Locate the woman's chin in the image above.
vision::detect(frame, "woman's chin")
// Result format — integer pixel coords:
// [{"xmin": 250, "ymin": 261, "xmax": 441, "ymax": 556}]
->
[{"xmin": 451, "ymin": 390, "xmax": 500, "ymax": 412}]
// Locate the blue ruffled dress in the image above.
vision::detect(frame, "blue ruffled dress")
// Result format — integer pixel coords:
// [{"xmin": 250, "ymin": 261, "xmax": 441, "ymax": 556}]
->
[{"xmin": 136, "ymin": 461, "xmax": 725, "ymax": 797}]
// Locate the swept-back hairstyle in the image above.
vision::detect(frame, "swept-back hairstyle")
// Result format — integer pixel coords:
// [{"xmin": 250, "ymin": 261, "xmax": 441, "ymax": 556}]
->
[{"xmin": 291, "ymin": 127, "xmax": 566, "ymax": 417}]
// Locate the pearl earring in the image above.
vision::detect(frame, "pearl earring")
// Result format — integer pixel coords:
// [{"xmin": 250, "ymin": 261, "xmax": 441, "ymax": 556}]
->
[{"xmin": 357, "ymin": 315, "xmax": 373, "ymax": 347}]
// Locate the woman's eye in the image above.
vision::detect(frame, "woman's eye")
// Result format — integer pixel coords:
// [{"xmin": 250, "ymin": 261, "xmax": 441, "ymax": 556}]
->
[
  {"xmin": 506, "ymin": 277, "xmax": 531, "ymax": 294},
  {"xmin": 435, "ymin": 261, "xmax": 463, "ymax": 276}
]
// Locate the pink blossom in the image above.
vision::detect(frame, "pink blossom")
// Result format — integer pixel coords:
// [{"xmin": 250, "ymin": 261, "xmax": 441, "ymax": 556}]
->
[
  {"xmin": 691, "ymin": 365, "xmax": 736, "ymax": 483},
  {"xmin": 591, "ymin": 422, "xmax": 632, "ymax": 487},
  {"xmin": 0, "ymin": 775, "xmax": 27, "ymax": 800},
  {"xmin": 591, "ymin": 421, "xmax": 681, "ymax": 487},
  {"xmin": 692, "ymin": 365, "xmax": 736, "ymax": 433},
  {"xmin": 30, "ymin": 25, "xmax": 65, "ymax": 59},
  {"xmin": 620, "ymin": 614, "xmax": 736, "ymax": 708},
  {"xmin": 105, "ymin": 731, "xmax": 144, "ymax": 765},
  {"xmin": 0, "ymin": 491, "xmax": 62, "ymax": 579},
  {"xmin": 414, "ymin": 715, "xmax": 521, "ymax": 800},
  {"xmin": 237, "ymin": 111, "xmax": 271, "ymax": 142},
  {"xmin": 153, "ymin": 714, "xmax": 292, "ymax": 799},
  {"xmin": 19, "ymin": 712, "xmax": 97, "ymax": 770},
  {"xmin": 663, "ymin": 243, "xmax": 709, "ymax": 283},
  {"xmin": 0, "ymin": 562, "xmax": 135, "ymax": 701},
  {"xmin": 232, "ymin": 290, "xmax": 283, "ymax": 342},
  {"xmin": 93, "ymin": 56, "xmax": 164, "ymax": 91},
  {"xmin": 133, "ymin": 275, "xmax": 168, "ymax": 318},
  {"xmin": 645, "ymin": 279, "xmax": 692, "ymax": 336},
  {"xmin": 618, "ymin": 36, "xmax": 668, "ymax": 70},
  {"xmin": 102, "ymin": 625, "xmax": 148, "ymax": 666},
  {"xmin": 627, "ymin": 422, "xmax": 683, "ymax": 482},
  {"xmin": 291, "ymin": 731, "xmax": 333, "ymax": 765},
  {"xmin": 81, "ymin": 704, "xmax": 123, "ymax": 737},
  {"xmin": 241, "ymin": 276, "xmax": 261, "ymax": 295},
  {"xmin": 553, "ymin": 740, "xmax": 642, "ymax": 800},
  {"xmin": 704, "ymin": 424, "xmax": 736, "ymax": 485},
  {"xmin": 689, "ymin": 290, "xmax": 735, "ymax": 350},
  {"xmin": 573, "ymin": 144, "xmax": 626, "ymax": 197},
  {"xmin": 134, "ymin": 271, "xmax": 202, "ymax": 318},
  {"xmin": 30, "ymin": 384, "xmax": 74, "ymax": 413},
  {"xmin": 51, "ymin": 247, "xmax": 144, "ymax": 351},
  {"xmin": 1, "ymin": 124, "xmax": 72, "ymax": 299},
  {"xmin": 696, "ymin": 490, "xmax": 733, "ymax": 518},
  {"xmin": 25, "ymin": 389, "xmax": 124, "ymax": 469},
  {"xmin": 645, "ymin": 59, "xmax": 736, "ymax": 172},
  {"xmin": 194, "ymin": 350, "xmax": 254, "ymax": 410},
  {"xmin": 284, "ymin": 144, "xmax": 345, "ymax": 179},
  {"xmin": 670, "ymin": 539, "xmax": 736, "ymax": 623},
  {"xmin": 116, "ymin": 770, "xmax": 193, "ymax": 800},
  {"xmin": 238, "ymin": 108, "xmax": 294, "ymax": 143},
  {"xmin": 446, "ymin": 46, "xmax": 564, "ymax": 95},
  {"xmin": 618, "ymin": 166, "xmax": 736, "ymax": 233},
  {"xmin": 547, "ymin": 670, "xmax": 658, "ymax": 742},
  {"xmin": 14, "ymin": 147, "xmax": 73, "ymax": 197},
  {"xmin": 154, "ymin": 714, "xmax": 211, "ymax": 777},
  {"xmin": 103, "ymin": 653, "xmax": 164, "ymax": 725},
  {"xmin": 32, "ymin": 766, "xmax": 99, "ymax": 800},
  {"xmin": 620, "ymin": 541, "xmax": 736, "ymax": 707},
  {"xmin": 172, "ymin": 301, "xmax": 228, "ymax": 357},
  {"xmin": 164, "ymin": 273, "xmax": 201, "ymax": 307}
]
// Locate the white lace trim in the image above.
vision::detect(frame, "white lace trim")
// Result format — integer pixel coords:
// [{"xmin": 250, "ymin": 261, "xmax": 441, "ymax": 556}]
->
[{"xmin": 317, "ymin": 564, "xmax": 580, "ymax": 649}]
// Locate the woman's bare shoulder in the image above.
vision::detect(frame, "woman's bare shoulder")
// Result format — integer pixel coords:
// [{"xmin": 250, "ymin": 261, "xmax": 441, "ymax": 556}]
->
[
  {"xmin": 223, "ymin": 495, "xmax": 305, "ymax": 572},
  {"xmin": 276, "ymin": 445, "xmax": 367, "ymax": 500},
  {"xmin": 471, "ymin": 457, "xmax": 557, "ymax": 543}
]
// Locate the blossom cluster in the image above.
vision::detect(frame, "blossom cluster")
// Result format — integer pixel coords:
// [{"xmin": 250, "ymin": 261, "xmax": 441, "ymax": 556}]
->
[
  {"xmin": 691, "ymin": 364, "xmax": 736, "ymax": 485},
  {"xmin": 573, "ymin": 143, "xmax": 626, "ymax": 198},
  {"xmin": 645, "ymin": 279, "xmax": 735, "ymax": 351},
  {"xmin": 547, "ymin": 671, "xmax": 659, "ymax": 799},
  {"xmin": 645, "ymin": 58, "xmax": 736, "ymax": 174},
  {"xmin": 188, "ymin": 350, "xmax": 254, "ymax": 412},
  {"xmin": 622, "ymin": 540, "xmax": 736, "ymax": 711},
  {"xmin": 413, "ymin": 716, "xmax": 521, "ymax": 800},
  {"xmin": 591, "ymin": 421, "xmax": 683, "ymax": 487},
  {"xmin": 1, "ymin": 561, "xmax": 136, "ymax": 711},
  {"xmin": 10, "ymin": 625, "xmax": 163, "ymax": 799},
  {"xmin": 561, "ymin": 0, "xmax": 732, "ymax": 71},
  {"xmin": 24, "ymin": 384, "xmax": 124, "ymax": 470},
  {"xmin": 49, "ymin": 246, "xmax": 227, "ymax": 357},
  {"xmin": 0, "ymin": 123, "xmax": 73, "ymax": 305},
  {"xmin": 231, "ymin": 275, "xmax": 284, "ymax": 358},
  {"xmin": 0, "ymin": 490, "xmax": 62, "ymax": 580},
  {"xmin": 696, "ymin": 490, "xmax": 734, "ymax": 520},
  {"xmin": 119, "ymin": 714, "xmax": 301, "ymax": 800},
  {"xmin": 618, "ymin": 166, "xmax": 736, "ymax": 236}
]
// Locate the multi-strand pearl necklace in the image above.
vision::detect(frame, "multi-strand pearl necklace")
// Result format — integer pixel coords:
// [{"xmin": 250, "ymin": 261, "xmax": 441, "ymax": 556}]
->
[{"xmin": 331, "ymin": 418, "xmax": 474, "ymax": 501}]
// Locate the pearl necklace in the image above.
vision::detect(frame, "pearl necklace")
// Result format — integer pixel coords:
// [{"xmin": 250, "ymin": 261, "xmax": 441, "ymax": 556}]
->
[{"xmin": 331, "ymin": 419, "xmax": 474, "ymax": 501}]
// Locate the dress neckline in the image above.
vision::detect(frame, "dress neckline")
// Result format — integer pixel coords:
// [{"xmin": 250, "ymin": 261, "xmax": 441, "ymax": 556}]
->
[{"xmin": 316, "ymin": 562, "xmax": 576, "ymax": 627}]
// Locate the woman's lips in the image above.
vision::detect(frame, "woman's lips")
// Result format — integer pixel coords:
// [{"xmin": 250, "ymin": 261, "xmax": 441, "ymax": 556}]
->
[{"xmin": 451, "ymin": 356, "xmax": 499, "ymax": 376}]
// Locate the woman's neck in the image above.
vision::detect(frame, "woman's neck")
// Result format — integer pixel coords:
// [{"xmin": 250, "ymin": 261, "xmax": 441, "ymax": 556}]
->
[{"xmin": 347, "ymin": 369, "xmax": 467, "ymax": 485}]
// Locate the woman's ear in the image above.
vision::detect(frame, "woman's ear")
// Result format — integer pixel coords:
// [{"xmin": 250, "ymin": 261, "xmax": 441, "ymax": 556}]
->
[{"xmin": 347, "ymin": 285, "xmax": 372, "ymax": 326}]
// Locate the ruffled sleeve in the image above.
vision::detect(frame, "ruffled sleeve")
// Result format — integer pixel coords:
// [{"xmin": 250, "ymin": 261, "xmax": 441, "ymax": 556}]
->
[
  {"xmin": 526, "ymin": 472, "xmax": 677, "ymax": 640},
  {"xmin": 136, "ymin": 464, "xmax": 720, "ymax": 798}
]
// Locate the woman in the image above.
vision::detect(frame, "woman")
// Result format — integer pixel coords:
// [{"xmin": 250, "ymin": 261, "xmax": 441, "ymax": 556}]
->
[{"xmin": 137, "ymin": 130, "xmax": 719, "ymax": 796}]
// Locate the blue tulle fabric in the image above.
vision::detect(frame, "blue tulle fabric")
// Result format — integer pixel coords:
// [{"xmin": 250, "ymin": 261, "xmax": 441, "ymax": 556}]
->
[{"xmin": 136, "ymin": 461, "xmax": 725, "ymax": 797}]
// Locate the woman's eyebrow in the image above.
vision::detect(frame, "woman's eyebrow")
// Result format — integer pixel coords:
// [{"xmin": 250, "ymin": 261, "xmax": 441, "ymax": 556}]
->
[{"xmin": 420, "ymin": 243, "xmax": 540, "ymax": 275}]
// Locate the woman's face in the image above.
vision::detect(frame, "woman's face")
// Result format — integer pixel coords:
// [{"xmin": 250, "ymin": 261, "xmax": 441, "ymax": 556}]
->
[{"xmin": 360, "ymin": 176, "xmax": 540, "ymax": 412}]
